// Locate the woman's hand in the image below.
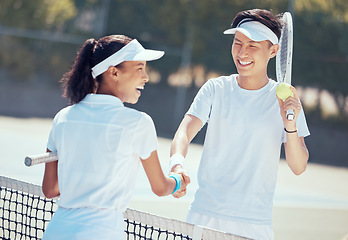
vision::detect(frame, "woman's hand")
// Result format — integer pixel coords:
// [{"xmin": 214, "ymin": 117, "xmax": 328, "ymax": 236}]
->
[{"xmin": 171, "ymin": 165, "xmax": 190, "ymax": 198}]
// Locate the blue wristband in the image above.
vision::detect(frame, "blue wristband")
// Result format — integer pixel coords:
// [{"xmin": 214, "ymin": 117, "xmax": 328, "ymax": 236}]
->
[{"xmin": 169, "ymin": 173, "xmax": 182, "ymax": 194}]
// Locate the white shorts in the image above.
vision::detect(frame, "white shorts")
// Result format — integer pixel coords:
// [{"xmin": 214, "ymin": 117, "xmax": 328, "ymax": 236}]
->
[
  {"xmin": 43, "ymin": 207, "xmax": 124, "ymax": 240},
  {"xmin": 186, "ymin": 209, "xmax": 274, "ymax": 240}
]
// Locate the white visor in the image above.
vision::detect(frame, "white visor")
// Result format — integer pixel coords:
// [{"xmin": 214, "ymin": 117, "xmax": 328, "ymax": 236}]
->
[
  {"xmin": 223, "ymin": 19, "xmax": 279, "ymax": 45},
  {"xmin": 91, "ymin": 39, "xmax": 165, "ymax": 78}
]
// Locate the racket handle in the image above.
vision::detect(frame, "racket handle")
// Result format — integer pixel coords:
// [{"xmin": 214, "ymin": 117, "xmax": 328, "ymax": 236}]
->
[
  {"xmin": 286, "ymin": 109, "xmax": 295, "ymax": 121},
  {"xmin": 25, "ymin": 152, "xmax": 58, "ymax": 167}
]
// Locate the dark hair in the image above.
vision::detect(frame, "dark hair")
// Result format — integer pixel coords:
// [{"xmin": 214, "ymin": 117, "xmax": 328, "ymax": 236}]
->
[
  {"xmin": 61, "ymin": 35, "xmax": 133, "ymax": 104},
  {"xmin": 231, "ymin": 9, "xmax": 283, "ymax": 40}
]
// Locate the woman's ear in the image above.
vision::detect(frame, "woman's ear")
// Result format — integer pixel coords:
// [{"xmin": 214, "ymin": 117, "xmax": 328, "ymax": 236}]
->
[
  {"xmin": 106, "ymin": 66, "xmax": 118, "ymax": 79},
  {"xmin": 270, "ymin": 44, "xmax": 280, "ymax": 58}
]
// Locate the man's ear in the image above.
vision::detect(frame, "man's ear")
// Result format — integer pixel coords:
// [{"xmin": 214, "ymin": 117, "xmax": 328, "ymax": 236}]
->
[{"xmin": 270, "ymin": 44, "xmax": 280, "ymax": 58}]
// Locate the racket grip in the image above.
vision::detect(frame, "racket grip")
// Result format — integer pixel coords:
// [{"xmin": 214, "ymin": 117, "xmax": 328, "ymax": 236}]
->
[
  {"xmin": 25, "ymin": 152, "xmax": 58, "ymax": 167},
  {"xmin": 286, "ymin": 109, "xmax": 295, "ymax": 121}
]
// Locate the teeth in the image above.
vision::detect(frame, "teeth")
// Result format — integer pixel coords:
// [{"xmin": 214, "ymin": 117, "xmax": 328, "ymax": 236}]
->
[
  {"xmin": 239, "ymin": 60, "xmax": 252, "ymax": 66},
  {"xmin": 137, "ymin": 86, "xmax": 144, "ymax": 90}
]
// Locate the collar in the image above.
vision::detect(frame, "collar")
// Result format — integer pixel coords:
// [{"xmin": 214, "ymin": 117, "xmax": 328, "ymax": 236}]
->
[{"xmin": 81, "ymin": 94, "xmax": 124, "ymax": 106}]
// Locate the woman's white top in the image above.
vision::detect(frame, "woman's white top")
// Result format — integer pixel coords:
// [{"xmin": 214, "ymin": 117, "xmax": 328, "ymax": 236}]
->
[
  {"xmin": 47, "ymin": 94, "xmax": 158, "ymax": 211},
  {"xmin": 44, "ymin": 94, "xmax": 158, "ymax": 239}
]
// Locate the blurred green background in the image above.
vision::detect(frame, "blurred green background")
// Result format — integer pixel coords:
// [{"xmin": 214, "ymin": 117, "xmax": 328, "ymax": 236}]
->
[{"xmin": 0, "ymin": 0, "xmax": 347, "ymax": 167}]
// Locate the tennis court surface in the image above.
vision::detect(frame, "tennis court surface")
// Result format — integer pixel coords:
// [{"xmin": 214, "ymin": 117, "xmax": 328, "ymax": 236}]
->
[{"xmin": 0, "ymin": 116, "xmax": 347, "ymax": 239}]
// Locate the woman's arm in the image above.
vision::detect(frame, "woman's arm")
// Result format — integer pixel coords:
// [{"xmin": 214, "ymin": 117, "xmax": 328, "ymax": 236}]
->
[
  {"xmin": 141, "ymin": 150, "xmax": 188, "ymax": 197},
  {"xmin": 42, "ymin": 149, "xmax": 60, "ymax": 198}
]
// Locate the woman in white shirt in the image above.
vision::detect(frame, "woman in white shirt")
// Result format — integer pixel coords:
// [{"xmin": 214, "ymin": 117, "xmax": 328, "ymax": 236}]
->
[{"xmin": 42, "ymin": 35, "xmax": 188, "ymax": 240}]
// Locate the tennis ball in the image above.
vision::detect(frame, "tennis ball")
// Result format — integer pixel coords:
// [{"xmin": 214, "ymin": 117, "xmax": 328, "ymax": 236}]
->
[{"xmin": 276, "ymin": 83, "xmax": 292, "ymax": 100}]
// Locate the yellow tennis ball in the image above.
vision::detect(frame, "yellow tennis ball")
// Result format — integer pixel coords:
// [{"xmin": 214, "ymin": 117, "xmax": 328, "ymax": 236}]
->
[{"xmin": 276, "ymin": 83, "xmax": 292, "ymax": 100}]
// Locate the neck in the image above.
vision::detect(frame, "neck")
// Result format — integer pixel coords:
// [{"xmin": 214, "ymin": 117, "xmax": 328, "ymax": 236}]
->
[
  {"xmin": 96, "ymin": 81, "xmax": 120, "ymax": 100},
  {"xmin": 236, "ymin": 74, "xmax": 269, "ymax": 90},
  {"xmin": 95, "ymin": 74, "xmax": 120, "ymax": 97}
]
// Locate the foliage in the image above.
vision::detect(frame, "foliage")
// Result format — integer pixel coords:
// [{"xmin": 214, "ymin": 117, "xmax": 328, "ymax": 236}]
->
[
  {"xmin": 0, "ymin": 0, "xmax": 77, "ymax": 29},
  {"xmin": 293, "ymin": 1, "xmax": 348, "ymax": 92},
  {"xmin": 0, "ymin": 0, "xmax": 347, "ymax": 94},
  {"xmin": 0, "ymin": 0, "xmax": 78, "ymax": 82}
]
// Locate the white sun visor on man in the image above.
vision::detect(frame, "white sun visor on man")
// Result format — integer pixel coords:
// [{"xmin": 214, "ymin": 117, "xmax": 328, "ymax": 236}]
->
[
  {"xmin": 91, "ymin": 39, "xmax": 165, "ymax": 78},
  {"xmin": 223, "ymin": 18, "xmax": 279, "ymax": 45}
]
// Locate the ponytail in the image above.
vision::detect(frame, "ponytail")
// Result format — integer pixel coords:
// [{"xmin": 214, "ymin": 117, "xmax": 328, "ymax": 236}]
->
[
  {"xmin": 61, "ymin": 35, "xmax": 133, "ymax": 104},
  {"xmin": 61, "ymin": 38, "xmax": 97, "ymax": 104}
]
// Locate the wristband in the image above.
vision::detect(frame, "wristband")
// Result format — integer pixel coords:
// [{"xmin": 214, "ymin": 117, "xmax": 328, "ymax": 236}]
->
[
  {"xmin": 169, "ymin": 153, "xmax": 185, "ymax": 171},
  {"xmin": 169, "ymin": 173, "xmax": 182, "ymax": 194},
  {"xmin": 284, "ymin": 128, "xmax": 297, "ymax": 133}
]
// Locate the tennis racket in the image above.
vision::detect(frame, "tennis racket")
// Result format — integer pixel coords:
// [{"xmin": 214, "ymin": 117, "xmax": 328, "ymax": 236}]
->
[
  {"xmin": 25, "ymin": 152, "xmax": 58, "ymax": 167},
  {"xmin": 276, "ymin": 12, "xmax": 295, "ymax": 121}
]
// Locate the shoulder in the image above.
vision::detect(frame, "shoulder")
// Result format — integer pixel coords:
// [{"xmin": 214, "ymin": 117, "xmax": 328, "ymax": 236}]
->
[
  {"xmin": 131, "ymin": 111, "xmax": 157, "ymax": 141},
  {"xmin": 52, "ymin": 105, "xmax": 74, "ymax": 122},
  {"xmin": 267, "ymin": 78, "xmax": 279, "ymax": 93},
  {"xmin": 206, "ymin": 74, "xmax": 235, "ymax": 86},
  {"xmin": 268, "ymin": 78, "xmax": 278, "ymax": 86},
  {"xmin": 121, "ymin": 107, "xmax": 155, "ymax": 129},
  {"xmin": 200, "ymin": 74, "xmax": 235, "ymax": 92},
  {"xmin": 123, "ymin": 107, "xmax": 153, "ymax": 122},
  {"xmin": 138, "ymin": 112, "xmax": 155, "ymax": 127}
]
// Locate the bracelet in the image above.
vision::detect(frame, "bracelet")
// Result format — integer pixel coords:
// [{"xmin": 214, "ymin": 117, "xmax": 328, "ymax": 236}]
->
[
  {"xmin": 169, "ymin": 173, "xmax": 182, "ymax": 194},
  {"xmin": 169, "ymin": 153, "xmax": 185, "ymax": 171},
  {"xmin": 284, "ymin": 128, "xmax": 297, "ymax": 133}
]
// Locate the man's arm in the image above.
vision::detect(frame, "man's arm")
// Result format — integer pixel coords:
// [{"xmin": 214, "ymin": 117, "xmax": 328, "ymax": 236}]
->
[
  {"xmin": 278, "ymin": 86, "xmax": 309, "ymax": 175},
  {"xmin": 170, "ymin": 114, "xmax": 203, "ymax": 158},
  {"xmin": 170, "ymin": 114, "xmax": 202, "ymax": 198},
  {"xmin": 284, "ymin": 135, "xmax": 309, "ymax": 175}
]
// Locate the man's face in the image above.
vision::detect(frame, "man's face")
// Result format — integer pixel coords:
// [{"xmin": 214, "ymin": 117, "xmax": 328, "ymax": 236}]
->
[{"xmin": 232, "ymin": 31, "xmax": 278, "ymax": 78}]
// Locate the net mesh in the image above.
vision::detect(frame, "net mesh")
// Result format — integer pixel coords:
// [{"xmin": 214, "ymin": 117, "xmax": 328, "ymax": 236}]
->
[{"xmin": 1, "ymin": 176, "xmax": 249, "ymax": 240}]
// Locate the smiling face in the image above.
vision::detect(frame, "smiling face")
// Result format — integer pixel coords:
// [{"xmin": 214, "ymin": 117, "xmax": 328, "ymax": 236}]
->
[
  {"xmin": 232, "ymin": 31, "xmax": 278, "ymax": 80},
  {"xmin": 114, "ymin": 61, "xmax": 149, "ymax": 104}
]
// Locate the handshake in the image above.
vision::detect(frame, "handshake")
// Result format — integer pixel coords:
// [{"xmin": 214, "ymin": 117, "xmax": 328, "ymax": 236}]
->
[{"xmin": 169, "ymin": 154, "xmax": 190, "ymax": 199}]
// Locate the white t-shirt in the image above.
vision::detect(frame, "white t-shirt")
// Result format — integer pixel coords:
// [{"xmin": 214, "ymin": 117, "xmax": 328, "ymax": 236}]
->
[
  {"xmin": 44, "ymin": 94, "xmax": 158, "ymax": 239},
  {"xmin": 186, "ymin": 75, "xmax": 309, "ymax": 227}
]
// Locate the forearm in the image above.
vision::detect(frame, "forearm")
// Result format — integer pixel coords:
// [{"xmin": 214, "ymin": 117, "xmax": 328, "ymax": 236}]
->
[
  {"xmin": 170, "ymin": 114, "xmax": 202, "ymax": 158},
  {"xmin": 284, "ymin": 129, "xmax": 309, "ymax": 175},
  {"xmin": 170, "ymin": 130, "xmax": 190, "ymax": 157},
  {"xmin": 152, "ymin": 175, "xmax": 178, "ymax": 197},
  {"xmin": 141, "ymin": 151, "xmax": 183, "ymax": 197},
  {"xmin": 279, "ymin": 88, "xmax": 309, "ymax": 175},
  {"xmin": 168, "ymin": 115, "xmax": 199, "ymax": 198}
]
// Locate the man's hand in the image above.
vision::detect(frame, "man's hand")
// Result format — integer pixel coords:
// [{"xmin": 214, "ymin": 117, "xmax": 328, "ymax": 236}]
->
[{"xmin": 277, "ymin": 85, "xmax": 302, "ymax": 129}]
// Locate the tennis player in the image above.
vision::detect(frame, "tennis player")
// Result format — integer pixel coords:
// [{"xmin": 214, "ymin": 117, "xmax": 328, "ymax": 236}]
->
[
  {"xmin": 42, "ymin": 35, "xmax": 188, "ymax": 240},
  {"xmin": 170, "ymin": 9, "xmax": 310, "ymax": 240}
]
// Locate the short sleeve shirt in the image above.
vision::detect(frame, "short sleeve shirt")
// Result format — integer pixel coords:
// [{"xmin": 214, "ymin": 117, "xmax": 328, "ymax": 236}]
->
[
  {"xmin": 47, "ymin": 94, "xmax": 158, "ymax": 211},
  {"xmin": 187, "ymin": 75, "xmax": 310, "ymax": 225}
]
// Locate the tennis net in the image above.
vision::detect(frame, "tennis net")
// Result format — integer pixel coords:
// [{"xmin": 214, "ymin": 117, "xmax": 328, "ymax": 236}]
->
[{"xmin": 0, "ymin": 176, "xmax": 249, "ymax": 240}]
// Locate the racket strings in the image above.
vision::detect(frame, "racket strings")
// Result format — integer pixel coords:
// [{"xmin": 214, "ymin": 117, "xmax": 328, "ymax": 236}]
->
[{"xmin": 279, "ymin": 23, "xmax": 289, "ymax": 82}]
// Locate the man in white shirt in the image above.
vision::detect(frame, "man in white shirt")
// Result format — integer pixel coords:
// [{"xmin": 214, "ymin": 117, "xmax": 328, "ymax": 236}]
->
[{"xmin": 169, "ymin": 9, "xmax": 310, "ymax": 240}]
